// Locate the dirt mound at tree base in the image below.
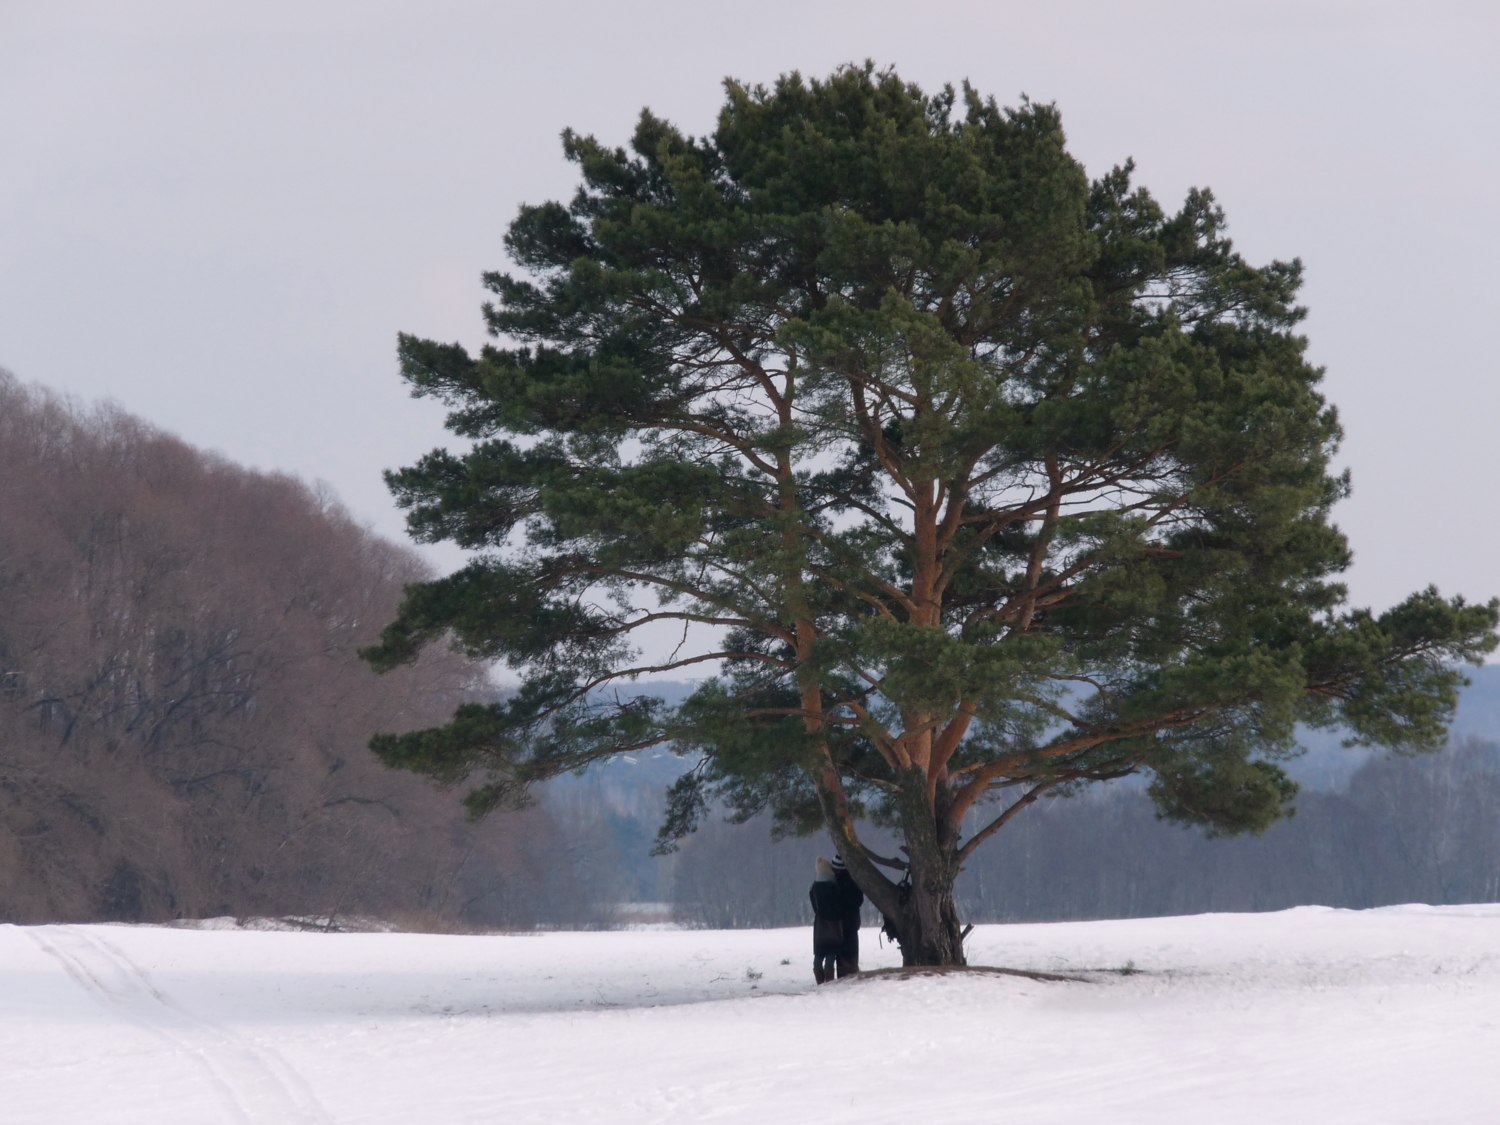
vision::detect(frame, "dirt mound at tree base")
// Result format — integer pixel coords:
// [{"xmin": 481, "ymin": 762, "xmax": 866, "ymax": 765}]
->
[{"xmin": 834, "ymin": 964, "xmax": 1088, "ymax": 984}]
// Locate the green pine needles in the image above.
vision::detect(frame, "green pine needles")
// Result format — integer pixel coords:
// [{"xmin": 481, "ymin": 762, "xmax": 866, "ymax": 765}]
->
[{"xmin": 363, "ymin": 64, "xmax": 1497, "ymax": 964}]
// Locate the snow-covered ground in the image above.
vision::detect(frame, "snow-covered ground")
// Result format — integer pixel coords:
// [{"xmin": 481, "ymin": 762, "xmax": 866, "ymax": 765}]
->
[{"xmin": 5, "ymin": 904, "xmax": 1498, "ymax": 1123}]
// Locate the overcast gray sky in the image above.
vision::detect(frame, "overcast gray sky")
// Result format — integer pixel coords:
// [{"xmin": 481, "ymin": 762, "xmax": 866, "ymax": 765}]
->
[{"xmin": 2, "ymin": 0, "xmax": 1496, "ymax": 622}]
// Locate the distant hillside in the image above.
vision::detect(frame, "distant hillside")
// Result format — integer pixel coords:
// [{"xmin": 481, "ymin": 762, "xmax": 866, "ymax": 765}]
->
[{"xmin": 0, "ymin": 372, "xmax": 608, "ymax": 927}]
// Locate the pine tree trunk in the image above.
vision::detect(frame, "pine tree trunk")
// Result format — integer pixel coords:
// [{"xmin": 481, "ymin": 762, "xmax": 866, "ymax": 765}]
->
[
  {"xmin": 893, "ymin": 842, "xmax": 967, "ymax": 967},
  {"xmin": 886, "ymin": 774, "xmax": 967, "ymax": 967},
  {"xmin": 818, "ymin": 770, "xmax": 969, "ymax": 967}
]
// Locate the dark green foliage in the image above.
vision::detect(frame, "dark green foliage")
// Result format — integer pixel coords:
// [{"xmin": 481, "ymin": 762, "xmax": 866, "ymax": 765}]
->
[
  {"xmin": 1149, "ymin": 756, "xmax": 1300, "ymax": 837},
  {"xmin": 364, "ymin": 64, "xmax": 1496, "ymax": 961}
]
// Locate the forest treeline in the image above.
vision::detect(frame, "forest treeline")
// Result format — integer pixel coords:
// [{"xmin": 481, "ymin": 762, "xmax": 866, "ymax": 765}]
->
[
  {"xmin": 4, "ymin": 370, "xmax": 1497, "ymax": 930},
  {"xmin": 651, "ymin": 734, "xmax": 1500, "ymax": 927},
  {"xmin": 0, "ymin": 372, "xmax": 612, "ymax": 928}
]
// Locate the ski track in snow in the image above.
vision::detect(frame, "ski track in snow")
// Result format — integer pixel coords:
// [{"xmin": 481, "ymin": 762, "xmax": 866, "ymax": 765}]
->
[{"xmin": 25, "ymin": 926, "xmax": 331, "ymax": 1125}]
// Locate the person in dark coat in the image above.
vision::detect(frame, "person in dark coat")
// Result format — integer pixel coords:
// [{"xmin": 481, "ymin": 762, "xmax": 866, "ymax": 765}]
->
[
  {"xmin": 808, "ymin": 856, "xmax": 843, "ymax": 984},
  {"xmin": 831, "ymin": 854, "xmax": 864, "ymax": 977}
]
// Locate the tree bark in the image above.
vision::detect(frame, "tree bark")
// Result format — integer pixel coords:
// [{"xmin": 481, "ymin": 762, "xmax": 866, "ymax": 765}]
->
[
  {"xmin": 893, "ymin": 865, "xmax": 966, "ymax": 967},
  {"xmin": 891, "ymin": 774, "xmax": 967, "ymax": 966},
  {"xmin": 822, "ymin": 769, "xmax": 969, "ymax": 967}
]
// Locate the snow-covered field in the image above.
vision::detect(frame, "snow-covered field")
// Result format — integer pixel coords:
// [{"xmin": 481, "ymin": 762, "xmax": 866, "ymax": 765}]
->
[{"xmin": 5, "ymin": 905, "xmax": 1498, "ymax": 1124}]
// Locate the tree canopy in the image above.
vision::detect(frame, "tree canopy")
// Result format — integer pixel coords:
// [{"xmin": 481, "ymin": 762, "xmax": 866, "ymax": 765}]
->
[{"xmin": 363, "ymin": 64, "xmax": 1497, "ymax": 964}]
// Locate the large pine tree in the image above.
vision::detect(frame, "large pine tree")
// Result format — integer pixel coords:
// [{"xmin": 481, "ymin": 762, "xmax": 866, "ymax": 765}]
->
[{"xmin": 363, "ymin": 65, "xmax": 1496, "ymax": 965}]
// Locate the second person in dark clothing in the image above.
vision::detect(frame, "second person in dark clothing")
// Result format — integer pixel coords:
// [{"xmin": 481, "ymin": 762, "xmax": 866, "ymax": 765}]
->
[
  {"xmin": 808, "ymin": 856, "xmax": 843, "ymax": 984},
  {"xmin": 831, "ymin": 854, "xmax": 863, "ymax": 977}
]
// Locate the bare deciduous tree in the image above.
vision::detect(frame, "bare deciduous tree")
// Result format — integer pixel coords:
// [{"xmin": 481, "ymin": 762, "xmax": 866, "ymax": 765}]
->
[{"xmin": 0, "ymin": 371, "xmax": 599, "ymax": 926}]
